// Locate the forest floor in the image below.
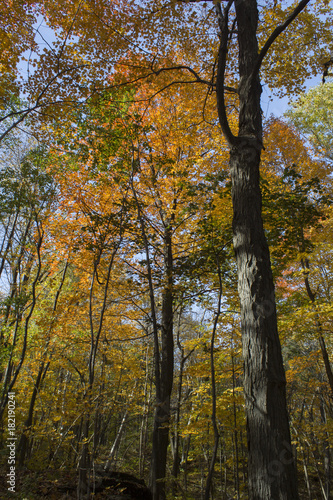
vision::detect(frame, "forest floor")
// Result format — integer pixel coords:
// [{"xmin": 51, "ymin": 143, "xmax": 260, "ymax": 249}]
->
[
  {"xmin": 0, "ymin": 462, "xmax": 324, "ymax": 499},
  {"xmin": 0, "ymin": 465, "xmax": 154, "ymax": 499},
  {"xmin": 0, "ymin": 466, "xmax": 77, "ymax": 499}
]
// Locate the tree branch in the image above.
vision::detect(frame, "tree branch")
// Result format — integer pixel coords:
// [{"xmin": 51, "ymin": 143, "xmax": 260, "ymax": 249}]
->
[
  {"xmin": 253, "ymin": 0, "xmax": 311, "ymax": 76},
  {"xmin": 215, "ymin": 0, "xmax": 237, "ymax": 146},
  {"xmin": 0, "ymin": 64, "xmax": 88, "ymax": 142}
]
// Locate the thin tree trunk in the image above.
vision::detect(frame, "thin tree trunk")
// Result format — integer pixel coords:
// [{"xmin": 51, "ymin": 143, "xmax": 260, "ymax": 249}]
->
[
  {"xmin": 301, "ymin": 258, "xmax": 333, "ymax": 396},
  {"xmin": 151, "ymin": 222, "xmax": 174, "ymax": 500},
  {"xmin": 0, "ymin": 219, "xmax": 43, "ymax": 421},
  {"xmin": 0, "ymin": 210, "xmax": 19, "ymax": 283},
  {"xmin": 131, "ymin": 173, "xmax": 162, "ymax": 499},
  {"xmin": 205, "ymin": 259, "xmax": 223, "ymax": 500},
  {"xmin": 17, "ymin": 260, "xmax": 68, "ymax": 466},
  {"xmin": 18, "ymin": 360, "xmax": 49, "ymax": 466},
  {"xmin": 3, "ymin": 215, "xmax": 33, "ymax": 324},
  {"xmin": 171, "ymin": 308, "xmax": 193, "ymax": 495},
  {"xmin": 183, "ymin": 431, "xmax": 191, "ymax": 497},
  {"xmin": 77, "ymin": 417, "xmax": 91, "ymax": 499},
  {"xmin": 139, "ymin": 344, "xmax": 152, "ymax": 477},
  {"xmin": 301, "ymin": 448, "xmax": 312, "ymax": 500},
  {"xmin": 131, "ymin": 161, "xmax": 174, "ymax": 500},
  {"xmin": 104, "ymin": 410, "xmax": 129, "ymax": 471},
  {"xmin": 319, "ymin": 393, "xmax": 331, "ymax": 500},
  {"xmin": 77, "ymin": 196, "xmax": 126, "ymax": 499}
]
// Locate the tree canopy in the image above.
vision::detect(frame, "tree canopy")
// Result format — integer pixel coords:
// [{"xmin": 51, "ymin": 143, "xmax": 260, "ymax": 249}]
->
[{"xmin": 0, "ymin": 2, "xmax": 333, "ymax": 500}]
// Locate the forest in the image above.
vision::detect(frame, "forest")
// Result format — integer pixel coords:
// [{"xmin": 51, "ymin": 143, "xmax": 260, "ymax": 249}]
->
[{"xmin": 0, "ymin": 1, "xmax": 332, "ymax": 499}]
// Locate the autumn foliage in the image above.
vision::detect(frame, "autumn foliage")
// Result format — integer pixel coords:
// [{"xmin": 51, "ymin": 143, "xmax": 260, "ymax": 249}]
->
[{"xmin": 0, "ymin": 1, "xmax": 333, "ymax": 500}]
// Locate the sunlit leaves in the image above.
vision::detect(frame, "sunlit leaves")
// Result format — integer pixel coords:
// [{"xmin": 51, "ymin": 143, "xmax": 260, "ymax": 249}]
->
[{"xmin": 287, "ymin": 82, "xmax": 333, "ymax": 162}]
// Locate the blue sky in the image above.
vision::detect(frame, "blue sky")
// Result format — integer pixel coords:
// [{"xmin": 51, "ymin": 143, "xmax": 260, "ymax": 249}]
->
[{"xmin": 262, "ymin": 75, "xmax": 325, "ymax": 119}]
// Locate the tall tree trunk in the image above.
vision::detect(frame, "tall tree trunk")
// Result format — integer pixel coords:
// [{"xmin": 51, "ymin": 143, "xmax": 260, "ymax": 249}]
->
[
  {"xmin": 77, "ymin": 417, "xmax": 91, "ymax": 499},
  {"xmin": 18, "ymin": 360, "xmax": 49, "ymax": 466},
  {"xmin": 214, "ymin": 1, "xmax": 305, "ymax": 497},
  {"xmin": 104, "ymin": 409, "xmax": 129, "ymax": 471},
  {"xmin": 205, "ymin": 259, "xmax": 223, "ymax": 500},
  {"xmin": 151, "ymin": 222, "xmax": 174, "ymax": 500},
  {"xmin": 131, "ymin": 170, "xmax": 164, "ymax": 499},
  {"xmin": 319, "ymin": 392, "xmax": 331, "ymax": 500},
  {"xmin": 171, "ymin": 311, "xmax": 193, "ymax": 495},
  {"xmin": 139, "ymin": 344, "xmax": 152, "ymax": 478},
  {"xmin": 230, "ymin": 141, "xmax": 298, "ymax": 499}
]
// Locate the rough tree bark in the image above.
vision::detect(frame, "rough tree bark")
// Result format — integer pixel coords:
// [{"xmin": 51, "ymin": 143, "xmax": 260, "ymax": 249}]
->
[{"xmin": 214, "ymin": 0, "xmax": 310, "ymax": 497}]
